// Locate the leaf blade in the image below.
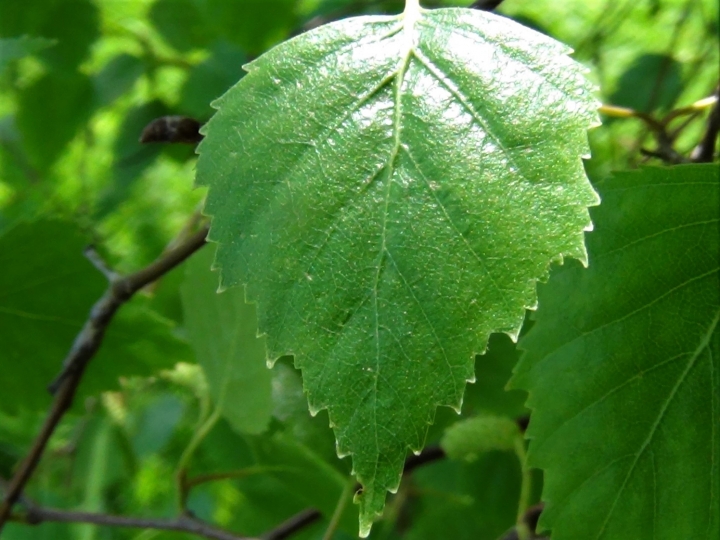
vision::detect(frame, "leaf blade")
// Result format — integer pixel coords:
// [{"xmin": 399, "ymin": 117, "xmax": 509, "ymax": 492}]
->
[
  {"xmin": 197, "ymin": 6, "xmax": 598, "ymax": 534},
  {"xmin": 512, "ymin": 164, "xmax": 720, "ymax": 540},
  {"xmin": 181, "ymin": 247, "xmax": 272, "ymax": 435}
]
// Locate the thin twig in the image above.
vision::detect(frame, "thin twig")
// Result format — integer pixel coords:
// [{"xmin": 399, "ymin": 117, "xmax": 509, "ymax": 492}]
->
[
  {"xmin": 598, "ymin": 97, "xmax": 720, "ymax": 164},
  {"xmin": 0, "ymin": 225, "xmax": 209, "ymax": 531},
  {"xmin": 469, "ymin": 0, "xmax": 505, "ymax": 10},
  {"xmin": 499, "ymin": 503, "xmax": 546, "ymax": 540},
  {"xmin": 186, "ymin": 466, "xmax": 291, "ymax": 490},
  {"xmin": 691, "ymin": 86, "xmax": 720, "ymax": 162},
  {"xmin": 403, "ymin": 445, "xmax": 445, "ymax": 473},
  {"xmin": 83, "ymin": 246, "xmax": 119, "ymax": 281},
  {"xmin": 11, "ymin": 507, "xmax": 252, "ymax": 540},
  {"xmin": 261, "ymin": 445, "xmax": 447, "ymax": 540},
  {"xmin": 262, "ymin": 509, "xmax": 321, "ymax": 540}
]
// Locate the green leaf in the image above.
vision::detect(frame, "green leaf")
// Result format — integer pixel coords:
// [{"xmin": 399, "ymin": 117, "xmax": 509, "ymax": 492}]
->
[
  {"xmin": 462, "ymin": 331, "xmax": 529, "ymax": 419},
  {"xmin": 92, "ymin": 53, "xmax": 144, "ymax": 108},
  {"xmin": 97, "ymin": 100, "xmax": 169, "ymax": 217},
  {"xmin": 204, "ymin": 0, "xmax": 297, "ymax": 55},
  {"xmin": 181, "ymin": 246, "xmax": 273, "ymax": 435},
  {"xmin": 271, "ymin": 360, "xmax": 347, "ymax": 468},
  {"xmin": 16, "ymin": 71, "xmax": 94, "ymax": 171},
  {"xmin": 246, "ymin": 431, "xmax": 358, "ymax": 533},
  {"xmin": 0, "ymin": 36, "xmax": 54, "ymax": 75},
  {"xmin": 404, "ymin": 451, "xmax": 521, "ymax": 540},
  {"xmin": 148, "ymin": 0, "xmax": 211, "ymax": 52},
  {"xmin": 0, "ymin": 0, "xmax": 99, "ymax": 69},
  {"xmin": 0, "ymin": 220, "xmax": 191, "ymax": 413},
  {"xmin": 609, "ymin": 53, "xmax": 683, "ymax": 114},
  {"xmin": 179, "ymin": 41, "xmax": 247, "ymax": 120},
  {"xmin": 441, "ymin": 414, "xmax": 520, "ymax": 462},
  {"xmin": 197, "ymin": 3, "xmax": 597, "ymax": 534},
  {"xmin": 511, "ymin": 164, "xmax": 720, "ymax": 540}
]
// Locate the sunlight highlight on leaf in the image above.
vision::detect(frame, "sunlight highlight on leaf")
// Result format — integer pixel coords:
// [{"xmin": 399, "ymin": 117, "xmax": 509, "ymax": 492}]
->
[{"xmin": 197, "ymin": 2, "xmax": 598, "ymax": 534}]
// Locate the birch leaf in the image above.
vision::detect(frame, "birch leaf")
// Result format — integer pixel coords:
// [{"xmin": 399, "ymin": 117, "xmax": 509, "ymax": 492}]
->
[{"xmin": 197, "ymin": 2, "xmax": 598, "ymax": 533}]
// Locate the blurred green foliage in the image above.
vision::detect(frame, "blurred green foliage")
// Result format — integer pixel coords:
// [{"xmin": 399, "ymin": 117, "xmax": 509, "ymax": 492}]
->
[{"xmin": 0, "ymin": 0, "xmax": 717, "ymax": 539}]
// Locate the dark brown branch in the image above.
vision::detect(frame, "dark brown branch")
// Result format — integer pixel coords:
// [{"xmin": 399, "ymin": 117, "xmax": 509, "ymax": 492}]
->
[
  {"xmin": 0, "ymin": 224, "xmax": 209, "ymax": 531},
  {"xmin": 469, "ymin": 0, "xmax": 505, "ymax": 10},
  {"xmin": 262, "ymin": 509, "xmax": 321, "ymax": 540},
  {"xmin": 692, "ymin": 86, "xmax": 720, "ymax": 162},
  {"xmin": 403, "ymin": 445, "xmax": 445, "ymax": 473},
  {"xmin": 499, "ymin": 503, "xmax": 546, "ymax": 540},
  {"xmin": 12, "ymin": 507, "xmax": 252, "ymax": 540}
]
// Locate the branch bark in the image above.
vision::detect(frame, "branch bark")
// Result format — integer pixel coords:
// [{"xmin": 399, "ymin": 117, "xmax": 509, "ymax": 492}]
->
[
  {"xmin": 12, "ymin": 507, "xmax": 252, "ymax": 540},
  {"xmin": 0, "ymin": 224, "xmax": 209, "ymax": 531}
]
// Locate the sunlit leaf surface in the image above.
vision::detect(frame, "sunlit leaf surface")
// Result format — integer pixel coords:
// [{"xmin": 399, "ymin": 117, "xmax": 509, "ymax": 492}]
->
[{"xmin": 197, "ymin": 3, "xmax": 598, "ymax": 533}]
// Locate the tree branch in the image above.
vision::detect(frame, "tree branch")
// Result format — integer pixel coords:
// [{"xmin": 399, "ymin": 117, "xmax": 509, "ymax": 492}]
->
[
  {"xmin": 599, "ymin": 93, "xmax": 719, "ymax": 164},
  {"xmin": 0, "ymin": 224, "xmax": 209, "ymax": 531},
  {"xmin": 263, "ymin": 509, "xmax": 321, "ymax": 540},
  {"xmin": 12, "ymin": 507, "xmax": 252, "ymax": 540},
  {"xmin": 691, "ymin": 86, "xmax": 720, "ymax": 162},
  {"xmin": 499, "ymin": 503, "xmax": 547, "ymax": 540}
]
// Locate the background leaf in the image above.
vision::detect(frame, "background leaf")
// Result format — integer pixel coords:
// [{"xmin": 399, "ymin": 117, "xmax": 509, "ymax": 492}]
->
[
  {"xmin": 0, "ymin": 0, "xmax": 99, "ymax": 69},
  {"xmin": 16, "ymin": 72, "xmax": 94, "ymax": 171},
  {"xmin": 0, "ymin": 37, "xmax": 55, "ymax": 76},
  {"xmin": 197, "ymin": 6, "xmax": 598, "ymax": 534},
  {"xmin": 181, "ymin": 246, "xmax": 273, "ymax": 435},
  {"xmin": 403, "ymin": 451, "xmax": 521, "ymax": 540},
  {"xmin": 609, "ymin": 53, "xmax": 683, "ymax": 114},
  {"xmin": 512, "ymin": 164, "xmax": 720, "ymax": 540},
  {"xmin": 179, "ymin": 41, "xmax": 247, "ymax": 121},
  {"xmin": 0, "ymin": 220, "xmax": 191, "ymax": 413}
]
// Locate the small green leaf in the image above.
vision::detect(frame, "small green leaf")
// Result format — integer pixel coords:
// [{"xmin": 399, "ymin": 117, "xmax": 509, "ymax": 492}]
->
[
  {"xmin": 442, "ymin": 414, "xmax": 520, "ymax": 462},
  {"xmin": 610, "ymin": 53, "xmax": 683, "ymax": 113},
  {"xmin": 181, "ymin": 246, "xmax": 272, "ymax": 435},
  {"xmin": 148, "ymin": 0, "xmax": 212, "ymax": 52},
  {"xmin": 16, "ymin": 71, "xmax": 94, "ymax": 171},
  {"xmin": 92, "ymin": 53, "xmax": 144, "ymax": 108},
  {"xmin": 511, "ymin": 164, "xmax": 720, "ymax": 540},
  {"xmin": 97, "ymin": 100, "xmax": 170, "ymax": 217},
  {"xmin": 197, "ymin": 2, "xmax": 597, "ymax": 533},
  {"xmin": 179, "ymin": 41, "xmax": 247, "ymax": 120},
  {"xmin": 246, "ymin": 431, "xmax": 358, "ymax": 533}
]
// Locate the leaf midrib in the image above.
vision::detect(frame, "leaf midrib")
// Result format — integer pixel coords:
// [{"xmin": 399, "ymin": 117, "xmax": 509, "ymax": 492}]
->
[{"xmin": 366, "ymin": 2, "xmax": 417, "ymax": 488}]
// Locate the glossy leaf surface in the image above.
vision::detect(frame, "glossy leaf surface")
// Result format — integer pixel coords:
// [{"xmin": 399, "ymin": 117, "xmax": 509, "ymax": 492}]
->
[
  {"xmin": 197, "ymin": 3, "xmax": 598, "ymax": 533},
  {"xmin": 512, "ymin": 164, "xmax": 720, "ymax": 539}
]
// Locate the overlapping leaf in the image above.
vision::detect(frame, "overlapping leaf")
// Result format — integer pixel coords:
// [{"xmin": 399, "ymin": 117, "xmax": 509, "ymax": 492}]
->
[
  {"xmin": 197, "ymin": 3, "xmax": 598, "ymax": 533},
  {"xmin": 512, "ymin": 164, "xmax": 720, "ymax": 539},
  {"xmin": 181, "ymin": 247, "xmax": 272, "ymax": 434}
]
